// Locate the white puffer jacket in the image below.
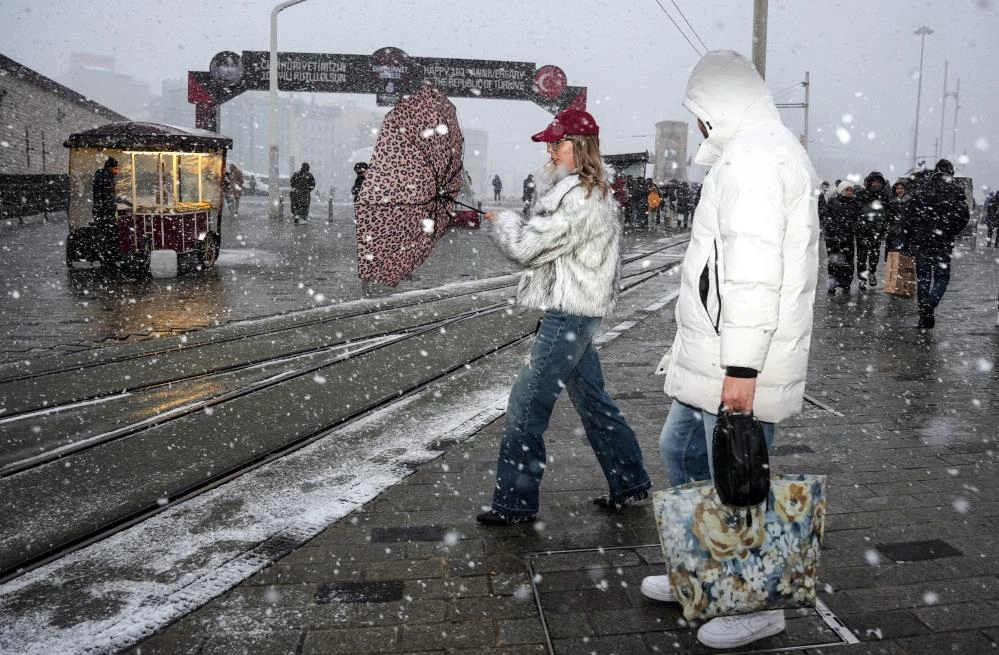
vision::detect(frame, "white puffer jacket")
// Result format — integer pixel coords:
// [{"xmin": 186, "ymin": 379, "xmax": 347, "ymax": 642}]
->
[
  {"xmin": 662, "ymin": 50, "xmax": 820, "ymax": 423},
  {"xmin": 488, "ymin": 174, "xmax": 621, "ymax": 317}
]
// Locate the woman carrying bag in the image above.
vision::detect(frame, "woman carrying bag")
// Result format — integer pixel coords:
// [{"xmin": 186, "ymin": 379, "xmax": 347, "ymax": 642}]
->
[{"xmin": 476, "ymin": 109, "xmax": 653, "ymax": 525}]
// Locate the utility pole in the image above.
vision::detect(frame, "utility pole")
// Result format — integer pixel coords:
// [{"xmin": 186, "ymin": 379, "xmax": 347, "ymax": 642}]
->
[
  {"xmin": 752, "ymin": 0, "xmax": 768, "ymax": 79},
  {"xmin": 951, "ymin": 78, "xmax": 961, "ymax": 156},
  {"xmin": 269, "ymin": 0, "xmax": 311, "ymax": 219},
  {"xmin": 775, "ymin": 72, "xmax": 810, "ymax": 151},
  {"xmin": 937, "ymin": 61, "xmax": 948, "ymax": 160},
  {"xmin": 911, "ymin": 25, "xmax": 933, "ymax": 168},
  {"xmin": 803, "ymin": 71, "xmax": 810, "ymax": 152}
]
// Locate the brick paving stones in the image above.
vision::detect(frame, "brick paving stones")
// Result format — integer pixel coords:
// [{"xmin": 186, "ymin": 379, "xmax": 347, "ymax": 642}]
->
[{"xmin": 113, "ymin": 235, "xmax": 999, "ymax": 653}]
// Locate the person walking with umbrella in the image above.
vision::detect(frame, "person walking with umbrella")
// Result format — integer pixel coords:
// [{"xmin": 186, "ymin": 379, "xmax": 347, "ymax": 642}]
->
[{"xmin": 476, "ymin": 108, "xmax": 653, "ymax": 525}]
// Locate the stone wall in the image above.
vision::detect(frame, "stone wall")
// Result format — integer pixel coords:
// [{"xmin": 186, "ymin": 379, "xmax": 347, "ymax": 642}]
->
[{"xmin": 0, "ymin": 54, "xmax": 127, "ymax": 176}]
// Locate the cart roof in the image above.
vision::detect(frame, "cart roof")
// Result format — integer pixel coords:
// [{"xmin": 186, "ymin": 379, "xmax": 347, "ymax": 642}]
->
[{"xmin": 64, "ymin": 122, "xmax": 232, "ymax": 151}]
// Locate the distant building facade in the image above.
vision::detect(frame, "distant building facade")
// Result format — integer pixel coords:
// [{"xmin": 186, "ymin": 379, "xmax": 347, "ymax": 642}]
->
[
  {"xmin": 58, "ymin": 53, "xmax": 150, "ymax": 121},
  {"xmin": 463, "ymin": 128, "xmax": 488, "ymax": 199},
  {"xmin": 0, "ymin": 53, "xmax": 126, "ymax": 175},
  {"xmin": 654, "ymin": 120, "xmax": 688, "ymax": 183}
]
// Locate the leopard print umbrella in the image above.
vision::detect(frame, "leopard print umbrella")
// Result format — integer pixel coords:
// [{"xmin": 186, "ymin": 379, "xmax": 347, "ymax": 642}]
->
[{"xmin": 355, "ymin": 82, "xmax": 465, "ymax": 286}]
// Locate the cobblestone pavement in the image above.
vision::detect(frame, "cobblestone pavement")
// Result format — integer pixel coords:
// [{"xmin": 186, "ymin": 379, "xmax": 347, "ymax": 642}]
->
[
  {"xmin": 0, "ymin": 199, "xmax": 677, "ymax": 363},
  {"xmin": 126, "ymin": 235, "xmax": 999, "ymax": 654}
]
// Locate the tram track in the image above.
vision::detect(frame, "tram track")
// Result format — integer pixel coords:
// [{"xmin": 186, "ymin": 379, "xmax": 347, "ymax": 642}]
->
[
  {"xmin": 0, "ymin": 239, "xmax": 689, "ymax": 386},
  {"xmin": 0, "ymin": 241, "xmax": 689, "ymax": 580},
  {"xmin": 0, "ymin": 240, "xmax": 688, "ymax": 421},
  {"xmin": 0, "ymin": 255, "xmax": 685, "ymax": 477}
]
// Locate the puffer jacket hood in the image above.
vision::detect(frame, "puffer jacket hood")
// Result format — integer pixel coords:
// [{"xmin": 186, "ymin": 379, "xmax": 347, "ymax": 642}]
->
[{"xmin": 683, "ymin": 50, "xmax": 781, "ymax": 166}]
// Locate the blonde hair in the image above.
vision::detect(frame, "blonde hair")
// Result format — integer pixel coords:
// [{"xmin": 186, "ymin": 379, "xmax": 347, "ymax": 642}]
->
[{"xmin": 569, "ymin": 135, "xmax": 610, "ymax": 199}]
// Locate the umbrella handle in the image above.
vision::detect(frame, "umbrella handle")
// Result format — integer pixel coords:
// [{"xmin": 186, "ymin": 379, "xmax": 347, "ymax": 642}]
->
[{"xmin": 439, "ymin": 195, "xmax": 485, "ymax": 215}]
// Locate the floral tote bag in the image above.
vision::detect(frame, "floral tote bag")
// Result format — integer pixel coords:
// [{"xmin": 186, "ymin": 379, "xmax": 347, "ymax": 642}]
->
[{"xmin": 653, "ymin": 474, "xmax": 826, "ymax": 621}]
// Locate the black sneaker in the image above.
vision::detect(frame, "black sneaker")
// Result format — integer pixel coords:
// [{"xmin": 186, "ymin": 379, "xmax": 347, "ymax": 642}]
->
[
  {"xmin": 475, "ymin": 509, "xmax": 537, "ymax": 526},
  {"xmin": 593, "ymin": 489, "xmax": 650, "ymax": 512}
]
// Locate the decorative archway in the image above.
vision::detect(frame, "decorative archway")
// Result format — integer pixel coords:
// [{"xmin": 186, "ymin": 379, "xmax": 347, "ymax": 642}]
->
[{"xmin": 188, "ymin": 47, "xmax": 587, "ymax": 130}]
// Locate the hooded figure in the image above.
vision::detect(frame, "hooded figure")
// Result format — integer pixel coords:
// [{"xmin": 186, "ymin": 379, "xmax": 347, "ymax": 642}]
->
[
  {"xmin": 664, "ymin": 50, "xmax": 819, "ymax": 424},
  {"xmin": 643, "ymin": 51, "xmax": 820, "ymax": 650},
  {"xmin": 907, "ymin": 158, "xmax": 970, "ymax": 328},
  {"xmin": 855, "ymin": 171, "xmax": 890, "ymax": 289}
]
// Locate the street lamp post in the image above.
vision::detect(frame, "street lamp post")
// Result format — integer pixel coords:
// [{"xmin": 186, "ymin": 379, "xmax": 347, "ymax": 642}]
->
[
  {"xmin": 911, "ymin": 25, "xmax": 933, "ymax": 168},
  {"xmin": 269, "ymin": 0, "xmax": 310, "ymax": 218}
]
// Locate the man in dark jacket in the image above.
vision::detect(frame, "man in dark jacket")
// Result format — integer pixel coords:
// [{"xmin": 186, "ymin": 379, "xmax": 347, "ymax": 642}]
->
[
  {"xmin": 822, "ymin": 181, "xmax": 860, "ymax": 293},
  {"xmin": 492, "ymin": 175, "xmax": 503, "ymax": 202},
  {"xmin": 290, "ymin": 162, "xmax": 316, "ymax": 224},
  {"xmin": 92, "ymin": 157, "xmax": 124, "ymax": 269},
  {"xmin": 985, "ymin": 191, "xmax": 999, "ymax": 247},
  {"xmin": 856, "ymin": 171, "xmax": 890, "ymax": 290},
  {"xmin": 907, "ymin": 159, "xmax": 970, "ymax": 328}
]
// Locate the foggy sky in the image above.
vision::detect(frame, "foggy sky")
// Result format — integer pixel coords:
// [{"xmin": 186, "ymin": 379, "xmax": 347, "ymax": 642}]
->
[{"xmin": 2, "ymin": 0, "xmax": 997, "ymax": 195}]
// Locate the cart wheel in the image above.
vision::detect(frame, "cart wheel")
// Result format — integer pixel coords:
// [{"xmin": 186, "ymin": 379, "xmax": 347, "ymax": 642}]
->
[{"xmin": 198, "ymin": 232, "xmax": 220, "ymax": 269}]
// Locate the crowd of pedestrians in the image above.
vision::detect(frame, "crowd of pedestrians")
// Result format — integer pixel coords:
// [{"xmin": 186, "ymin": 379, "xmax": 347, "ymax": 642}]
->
[
  {"xmin": 818, "ymin": 159, "xmax": 971, "ymax": 328},
  {"xmin": 609, "ymin": 175, "xmax": 699, "ymax": 230}
]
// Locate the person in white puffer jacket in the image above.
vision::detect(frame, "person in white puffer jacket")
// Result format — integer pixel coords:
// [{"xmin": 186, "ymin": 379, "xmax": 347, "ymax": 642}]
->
[
  {"xmin": 475, "ymin": 108, "xmax": 653, "ymax": 526},
  {"xmin": 640, "ymin": 50, "xmax": 820, "ymax": 650}
]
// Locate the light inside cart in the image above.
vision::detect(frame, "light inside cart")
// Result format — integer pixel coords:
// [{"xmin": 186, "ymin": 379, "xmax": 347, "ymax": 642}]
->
[{"xmin": 118, "ymin": 150, "xmax": 224, "ymax": 212}]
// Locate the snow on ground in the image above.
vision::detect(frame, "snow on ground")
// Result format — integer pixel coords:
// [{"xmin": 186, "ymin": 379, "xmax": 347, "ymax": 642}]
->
[
  {"xmin": 0, "ymin": 272, "xmax": 683, "ymax": 655},
  {"xmin": 0, "ymin": 368, "xmax": 511, "ymax": 655}
]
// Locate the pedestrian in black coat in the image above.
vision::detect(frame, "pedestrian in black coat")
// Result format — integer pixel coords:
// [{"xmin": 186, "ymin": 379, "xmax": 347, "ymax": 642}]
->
[
  {"xmin": 817, "ymin": 181, "xmax": 830, "ymax": 224},
  {"xmin": 985, "ymin": 191, "xmax": 999, "ymax": 247},
  {"xmin": 884, "ymin": 178, "xmax": 914, "ymax": 254},
  {"xmin": 290, "ymin": 163, "xmax": 316, "ymax": 224},
  {"xmin": 351, "ymin": 162, "xmax": 368, "ymax": 202},
  {"xmin": 822, "ymin": 181, "xmax": 860, "ymax": 293},
  {"xmin": 906, "ymin": 159, "xmax": 970, "ymax": 328},
  {"xmin": 856, "ymin": 171, "xmax": 891, "ymax": 290}
]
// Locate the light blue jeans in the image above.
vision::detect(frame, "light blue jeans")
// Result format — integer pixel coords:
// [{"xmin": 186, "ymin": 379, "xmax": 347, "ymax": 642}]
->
[
  {"xmin": 659, "ymin": 400, "xmax": 775, "ymax": 486},
  {"xmin": 491, "ymin": 312, "xmax": 652, "ymax": 517}
]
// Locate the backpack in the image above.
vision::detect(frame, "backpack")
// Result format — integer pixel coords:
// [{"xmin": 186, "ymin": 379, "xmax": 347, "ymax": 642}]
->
[{"xmin": 647, "ymin": 190, "xmax": 661, "ymax": 210}]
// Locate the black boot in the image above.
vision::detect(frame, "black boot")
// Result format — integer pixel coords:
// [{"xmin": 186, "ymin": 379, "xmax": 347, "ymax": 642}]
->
[
  {"xmin": 476, "ymin": 509, "xmax": 537, "ymax": 526},
  {"xmin": 593, "ymin": 489, "xmax": 650, "ymax": 513},
  {"xmin": 917, "ymin": 306, "xmax": 935, "ymax": 329}
]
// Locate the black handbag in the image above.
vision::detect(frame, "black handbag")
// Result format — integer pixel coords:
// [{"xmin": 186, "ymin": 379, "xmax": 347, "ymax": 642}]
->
[{"xmin": 712, "ymin": 406, "xmax": 770, "ymax": 525}]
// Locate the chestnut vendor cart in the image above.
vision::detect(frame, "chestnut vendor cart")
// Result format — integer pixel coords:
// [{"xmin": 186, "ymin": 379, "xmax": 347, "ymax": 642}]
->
[{"xmin": 64, "ymin": 122, "xmax": 232, "ymax": 272}]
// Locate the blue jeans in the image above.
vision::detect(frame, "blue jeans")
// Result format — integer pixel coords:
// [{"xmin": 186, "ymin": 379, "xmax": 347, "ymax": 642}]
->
[
  {"xmin": 915, "ymin": 251, "xmax": 951, "ymax": 312},
  {"xmin": 659, "ymin": 400, "xmax": 775, "ymax": 486},
  {"xmin": 491, "ymin": 312, "xmax": 652, "ymax": 517}
]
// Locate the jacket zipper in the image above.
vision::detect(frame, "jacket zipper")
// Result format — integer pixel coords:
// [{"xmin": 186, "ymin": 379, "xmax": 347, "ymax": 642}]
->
[{"xmin": 712, "ymin": 240, "xmax": 721, "ymax": 335}]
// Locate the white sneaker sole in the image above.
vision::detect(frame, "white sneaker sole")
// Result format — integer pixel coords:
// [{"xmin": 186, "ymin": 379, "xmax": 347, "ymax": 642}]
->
[
  {"xmin": 697, "ymin": 619, "xmax": 785, "ymax": 649},
  {"xmin": 640, "ymin": 578, "xmax": 677, "ymax": 603}
]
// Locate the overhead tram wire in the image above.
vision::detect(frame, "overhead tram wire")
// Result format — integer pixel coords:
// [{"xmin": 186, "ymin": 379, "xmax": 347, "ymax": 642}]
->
[
  {"xmin": 670, "ymin": 0, "xmax": 709, "ymax": 52},
  {"xmin": 652, "ymin": 0, "xmax": 704, "ymax": 57}
]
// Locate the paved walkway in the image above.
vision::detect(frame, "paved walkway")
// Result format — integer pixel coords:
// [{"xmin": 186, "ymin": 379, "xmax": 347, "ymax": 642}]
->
[{"xmin": 130, "ymin": 237, "xmax": 999, "ymax": 655}]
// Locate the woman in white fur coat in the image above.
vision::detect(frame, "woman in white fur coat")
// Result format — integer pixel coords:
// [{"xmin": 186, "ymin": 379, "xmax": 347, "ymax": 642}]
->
[{"xmin": 476, "ymin": 109, "xmax": 652, "ymax": 526}]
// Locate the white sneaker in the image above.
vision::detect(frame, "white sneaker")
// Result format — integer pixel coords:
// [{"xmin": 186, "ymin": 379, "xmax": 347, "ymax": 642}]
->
[
  {"xmin": 697, "ymin": 610, "xmax": 785, "ymax": 649},
  {"xmin": 640, "ymin": 574, "xmax": 676, "ymax": 602}
]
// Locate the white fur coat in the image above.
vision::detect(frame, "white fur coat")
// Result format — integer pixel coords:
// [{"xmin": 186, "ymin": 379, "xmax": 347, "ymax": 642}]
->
[{"xmin": 487, "ymin": 174, "xmax": 621, "ymax": 317}]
